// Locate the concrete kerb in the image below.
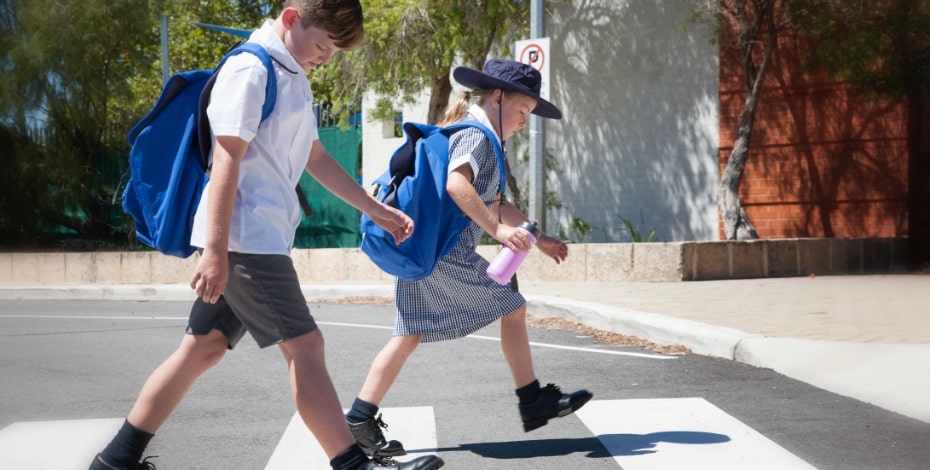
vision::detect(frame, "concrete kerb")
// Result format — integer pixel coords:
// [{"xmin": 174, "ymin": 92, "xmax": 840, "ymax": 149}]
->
[{"xmin": 522, "ymin": 294, "xmax": 760, "ymax": 359}]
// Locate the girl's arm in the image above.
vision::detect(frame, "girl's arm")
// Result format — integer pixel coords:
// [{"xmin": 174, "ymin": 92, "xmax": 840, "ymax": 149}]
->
[
  {"xmin": 491, "ymin": 195, "xmax": 568, "ymax": 264},
  {"xmin": 447, "ymin": 166, "xmax": 533, "ymax": 253}
]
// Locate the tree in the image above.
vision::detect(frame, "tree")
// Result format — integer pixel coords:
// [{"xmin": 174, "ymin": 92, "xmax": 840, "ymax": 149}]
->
[
  {"xmin": 320, "ymin": 0, "xmax": 532, "ymax": 125},
  {"xmin": 0, "ymin": 0, "xmax": 163, "ymax": 246},
  {"xmin": 789, "ymin": 0, "xmax": 930, "ymax": 267},
  {"xmin": 0, "ymin": 0, "xmax": 277, "ymax": 248},
  {"xmin": 692, "ymin": 0, "xmax": 791, "ymax": 240}
]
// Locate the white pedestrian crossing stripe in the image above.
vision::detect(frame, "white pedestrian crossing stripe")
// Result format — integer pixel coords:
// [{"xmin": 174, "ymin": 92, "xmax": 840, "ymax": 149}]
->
[
  {"xmin": 574, "ymin": 398, "xmax": 817, "ymax": 469},
  {"xmin": 265, "ymin": 407, "xmax": 439, "ymax": 469},
  {"xmin": 0, "ymin": 418, "xmax": 123, "ymax": 470},
  {"xmin": 0, "ymin": 401, "xmax": 815, "ymax": 469}
]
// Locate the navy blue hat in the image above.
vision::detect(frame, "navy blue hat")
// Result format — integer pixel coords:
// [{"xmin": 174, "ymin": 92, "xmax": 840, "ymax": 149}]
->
[{"xmin": 453, "ymin": 59, "xmax": 562, "ymax": 120}]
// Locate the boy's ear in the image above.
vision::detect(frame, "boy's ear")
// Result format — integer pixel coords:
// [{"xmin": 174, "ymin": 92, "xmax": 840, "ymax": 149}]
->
[{"xmin": 281, "ymin": 7, "xmax": 299, "ymax": 31}]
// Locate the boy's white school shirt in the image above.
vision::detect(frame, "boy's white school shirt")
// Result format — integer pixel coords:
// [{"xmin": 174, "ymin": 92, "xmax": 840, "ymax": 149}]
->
[{"xmin": 191, "ymin": 20, "xmax": 317, "ymax": 256}]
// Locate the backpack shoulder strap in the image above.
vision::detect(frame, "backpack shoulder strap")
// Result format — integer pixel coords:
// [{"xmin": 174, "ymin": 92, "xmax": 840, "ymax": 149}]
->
[
  {"xmin": 442, "ymin": 121, "xmax": 507, "ymax": 197},
  {"xmin": 197, "ymin": 42, "xmax": 278, "ymax": 168},
  {"xmin": 221, "ymin": 42, "xmax": 277, "ymax": 121}
]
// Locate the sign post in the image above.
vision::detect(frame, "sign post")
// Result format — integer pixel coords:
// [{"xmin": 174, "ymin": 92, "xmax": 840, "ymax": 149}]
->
[{"xmin": 515, "ymin": 35, "xmax": 550, "ymax": 230}]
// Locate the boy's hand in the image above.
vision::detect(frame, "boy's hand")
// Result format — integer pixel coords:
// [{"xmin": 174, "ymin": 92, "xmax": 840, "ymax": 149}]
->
[
  {"xmin": 190, "ymin": 248, "xmax": 228, "ymax": 303},
  {"xmin": 371, "ymin": 204, "xmax": 414, "ymax": 244},
  {"xmin": 536, "ymin": 234, "xmax": 568, "ymax": 264}
]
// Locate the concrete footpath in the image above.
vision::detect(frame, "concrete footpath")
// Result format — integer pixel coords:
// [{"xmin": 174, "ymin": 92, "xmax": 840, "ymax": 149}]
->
[{"xmin": 1, "ymin": 274, "xmax": 928, "ymax": 424}]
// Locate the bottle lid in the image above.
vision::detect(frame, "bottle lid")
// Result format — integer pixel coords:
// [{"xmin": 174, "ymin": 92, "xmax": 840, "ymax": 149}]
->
[{"xmin": 518, "ymin": 220, "xmax": 540, "ymax": 237}]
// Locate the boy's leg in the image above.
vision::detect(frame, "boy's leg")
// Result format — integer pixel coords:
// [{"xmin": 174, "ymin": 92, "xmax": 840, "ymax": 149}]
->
[
  {"xmin": 346, "ymin": 334, "xmax": 422, "ymax": 456},
  {"xmin": 93, "ymin": 329, "xmax": 229, "ymax": 468},
  {"xmin": 500, "ymin": 303, "xmax": 593, "ymax": 432},
  {"xmin": 127, "ymin": 329, "xmax": 229, "ymax": 431},
  {"xmin": 278, "ymin": 329, "xmax": 358, "ymax": 459}
]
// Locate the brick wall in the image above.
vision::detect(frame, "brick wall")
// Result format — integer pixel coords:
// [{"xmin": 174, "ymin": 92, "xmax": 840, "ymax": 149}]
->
[{"xmin": 719, "ymin": 27, "xmax": 910, "ymax": 239}]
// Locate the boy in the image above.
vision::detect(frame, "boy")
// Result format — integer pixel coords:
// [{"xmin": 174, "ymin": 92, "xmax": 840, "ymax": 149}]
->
[{"xmin": 89, "ymin": 1, "xmax": 443, "ymax": 469}]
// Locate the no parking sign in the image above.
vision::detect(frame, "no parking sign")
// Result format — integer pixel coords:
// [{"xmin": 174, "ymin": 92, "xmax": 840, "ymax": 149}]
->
[{"xmin": 515, "ymin": 37, "xmax": 550, "ymax": 100}]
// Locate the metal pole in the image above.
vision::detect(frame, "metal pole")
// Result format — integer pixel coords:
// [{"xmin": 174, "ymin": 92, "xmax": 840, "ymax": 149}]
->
[
  {"xmin": 528, "ymin": 0, "xmax": 546, "ymax": 231},
  {"xmin": 160, "ymin": 14, "xmax": 169, "ymax": 85}
]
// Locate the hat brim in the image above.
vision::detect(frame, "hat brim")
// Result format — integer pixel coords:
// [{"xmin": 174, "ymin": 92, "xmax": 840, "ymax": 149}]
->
[{"xmin": 453, "ymin": 67, "xmax": 562, "ymax": 120}]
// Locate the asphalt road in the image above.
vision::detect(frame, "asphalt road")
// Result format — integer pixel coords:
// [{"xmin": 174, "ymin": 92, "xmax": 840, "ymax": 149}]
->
[{"xmin": 1, "ymin": 300, "xmax": 929, "ymax": 469}]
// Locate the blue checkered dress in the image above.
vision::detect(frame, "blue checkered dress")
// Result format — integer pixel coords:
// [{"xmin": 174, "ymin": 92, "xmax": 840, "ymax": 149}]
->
[{"xmin": 393, "ymin": 126, "xmax": 525, "ymax": 342}]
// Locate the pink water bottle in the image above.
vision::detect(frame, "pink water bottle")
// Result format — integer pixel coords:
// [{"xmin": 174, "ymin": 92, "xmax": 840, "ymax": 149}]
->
[{"xmin": 487, "ymin": 220, "xmax": 540, "ymax": 285}]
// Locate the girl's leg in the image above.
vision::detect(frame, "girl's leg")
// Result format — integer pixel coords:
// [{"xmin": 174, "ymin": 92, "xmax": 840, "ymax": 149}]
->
[
  {"xmin": 499, "ymin": 303, "xmax": 536, "ymax": 388},
  {"xmin": 358, "ymin": 334, "xmax": 423, "ymax": 405},
  {"xmin": 500, "ymin": 303, "xmax": 594, "ymax": 433},
  {"xmin": 346, "ymin": 334, "xmax": 422, "ymax": 457}
]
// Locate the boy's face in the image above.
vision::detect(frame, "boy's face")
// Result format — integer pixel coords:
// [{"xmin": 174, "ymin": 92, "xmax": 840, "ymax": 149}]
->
[{"xmin": 283, "ymin": 8, "xmax": 343, "ymax": 72}]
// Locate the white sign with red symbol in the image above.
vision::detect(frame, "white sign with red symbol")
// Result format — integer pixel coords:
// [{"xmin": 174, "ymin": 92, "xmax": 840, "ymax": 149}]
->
[{"xmin": 515, "ymin": 37, "xmax": 551, "ymax": 100}]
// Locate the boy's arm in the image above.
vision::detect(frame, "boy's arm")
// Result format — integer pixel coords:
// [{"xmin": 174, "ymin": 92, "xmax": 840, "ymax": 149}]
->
[
  {"xmin": 305, "ymin": 140, "xmax": 413, "ymax": 244},
  {"xmin": 190, "ymin": 135, "xmax": 247, "ymax": 303}
]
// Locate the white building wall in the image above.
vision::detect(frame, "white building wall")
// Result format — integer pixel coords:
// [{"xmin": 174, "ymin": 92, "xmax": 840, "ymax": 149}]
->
[
  {"xmin": 361, "ymin": 0, "xmax": 719, "ymax": 243},
  {"xmin": 360, "ymin": 90, "xmax": 431, "ymax": 189}
]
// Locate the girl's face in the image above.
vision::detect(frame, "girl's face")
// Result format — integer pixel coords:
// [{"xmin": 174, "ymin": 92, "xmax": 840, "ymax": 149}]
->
[
  {"xmin": 497, "ymin": 91, "xmax": 539, "ymax": 140},
  {"xmin": 282, "ymin": 8, "xmax": 342, "ymax": 72}
]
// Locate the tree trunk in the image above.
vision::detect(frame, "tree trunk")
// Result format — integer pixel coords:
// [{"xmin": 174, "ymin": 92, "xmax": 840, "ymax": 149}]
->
[
  {"xmin": 717, "ymin": 0, "xmax": 777, "ymax": 240},
  {"xmin": 426, "ymin": 73, "xmax": 452, "ymax": 125}
]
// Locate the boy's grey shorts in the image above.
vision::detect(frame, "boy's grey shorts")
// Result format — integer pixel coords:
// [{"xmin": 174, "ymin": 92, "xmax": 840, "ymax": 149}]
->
[{"xmin": 186, "ymin": 252, "xmax": 317, "ymax": 349}]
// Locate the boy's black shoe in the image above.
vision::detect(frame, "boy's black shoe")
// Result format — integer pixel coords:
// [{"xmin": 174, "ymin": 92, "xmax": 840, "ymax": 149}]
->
[
  {"xmin": 363, "ymin": 455, "xmax": 444, "ymax": 470},
  {"xmin": 519, "ymin": 383, "xmax": 593, "ymax": 432},
  {"xmin": 88, "ymin": 454, "xmax": 157, "ymax": 470},
  {"xmin": 347, "ymin": 414, "xmax": 406, "ymax": 457}
]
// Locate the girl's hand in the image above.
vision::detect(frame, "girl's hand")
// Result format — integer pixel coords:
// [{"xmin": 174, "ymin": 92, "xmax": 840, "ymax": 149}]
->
[
  {"xmin": 536, "ymin": 234, "xmax": 568, "ymax": 264},
  {"xmin": 494, "ymin": 224, "xmax": 534, "ymax": 253}
]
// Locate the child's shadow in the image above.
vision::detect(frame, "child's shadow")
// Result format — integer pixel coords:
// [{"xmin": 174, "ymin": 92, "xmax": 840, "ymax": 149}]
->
[{"xmin": 429, "ymin": 431, "xmax": 731, "ymax": 459}]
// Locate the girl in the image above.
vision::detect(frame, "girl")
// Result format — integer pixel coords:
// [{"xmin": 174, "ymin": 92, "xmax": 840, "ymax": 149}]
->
[{"xmin": 346, "ymin": 59, "xmax": 592, "ymax": 457}]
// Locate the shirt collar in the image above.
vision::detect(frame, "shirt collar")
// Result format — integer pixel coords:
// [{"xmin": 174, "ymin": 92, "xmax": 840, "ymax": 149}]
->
[
  {"xmin": 467, "ymin": 104, "xmax": 502, "ymax": 148},
  {"xmin": 249, "ymin": 20, "xmax": 302, "ymax": 74}
]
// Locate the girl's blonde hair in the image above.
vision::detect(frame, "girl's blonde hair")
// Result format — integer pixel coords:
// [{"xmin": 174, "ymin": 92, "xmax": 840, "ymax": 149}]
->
[{"xmin": 437, "ymin": 89, "xmax": 522, "ymax": 127}]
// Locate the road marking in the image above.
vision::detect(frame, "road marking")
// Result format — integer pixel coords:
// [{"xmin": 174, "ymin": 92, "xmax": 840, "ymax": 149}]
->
[
  {"xmin": 468, "ymin": 334, "xmax": 675, "ymax": 359},
  {"xmin": 575, "ymin": 398, "xmax": 817, "ymax": 469},
  {"xmin": 1, "ymin": 316, "xmax": 676, "ymax": 360},
  {"xmin": 265, "ymin": 407, "xmax": 438, "ymax": 469},
  {"xmin": 0, "ymin": 418, "xmax": 122, "ymax": 470},
  {"xmin": 0, "ymin": 401, "xmax": 817, "ymax": 469}
]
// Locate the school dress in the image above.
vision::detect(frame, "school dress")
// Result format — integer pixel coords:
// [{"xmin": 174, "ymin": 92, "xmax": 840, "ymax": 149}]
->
[{"xmin": 394, "ymin": 112, "xmax": 525, "ymax": 343}]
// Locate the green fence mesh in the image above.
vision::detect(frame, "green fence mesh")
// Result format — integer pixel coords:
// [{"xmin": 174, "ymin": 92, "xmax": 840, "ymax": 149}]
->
[{"xmin": 294, "ymin": 126, "xmax": 363, "ymax": 249}]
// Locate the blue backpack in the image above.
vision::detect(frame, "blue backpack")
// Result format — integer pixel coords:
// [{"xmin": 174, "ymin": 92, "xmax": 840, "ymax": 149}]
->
[
  {"xmin": 360, "ymin": 121, "xmax": 506, "ymax": 280},
  {"xmin": 121, "ymin": 42, "xmax": 277, "ymax": 258}
]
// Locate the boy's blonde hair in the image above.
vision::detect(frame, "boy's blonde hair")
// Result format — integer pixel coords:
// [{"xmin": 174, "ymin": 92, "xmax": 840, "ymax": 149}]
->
[{"xmin": 285, "ymin": 0, "xmax": 364, "ymax": 50}]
